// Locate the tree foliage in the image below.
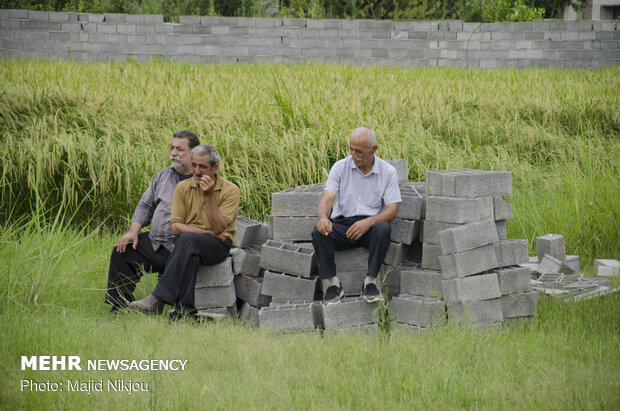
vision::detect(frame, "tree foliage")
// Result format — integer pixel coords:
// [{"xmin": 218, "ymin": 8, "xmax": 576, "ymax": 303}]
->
[{"xmin": 1, "ymin": 0, "xmax": 584, "ymax": 20}]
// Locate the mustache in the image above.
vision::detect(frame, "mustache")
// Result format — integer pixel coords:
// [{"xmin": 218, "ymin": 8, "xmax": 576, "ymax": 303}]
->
[{"xmin": 170, "ymin": 155, "xmax": 182, "ymax": 162}]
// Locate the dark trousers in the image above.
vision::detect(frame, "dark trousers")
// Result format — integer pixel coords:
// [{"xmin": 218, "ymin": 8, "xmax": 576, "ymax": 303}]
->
[
  {"xmin": 105, "ymin": 232, "xmax": 170, "ymax": 308},
  {"xmin": 153, "ymin": 232, "xmax": 231, "ymax": 312},
  {"xmin": 311, "ymin": 216, "xmax": 391, "ymax": 280}
]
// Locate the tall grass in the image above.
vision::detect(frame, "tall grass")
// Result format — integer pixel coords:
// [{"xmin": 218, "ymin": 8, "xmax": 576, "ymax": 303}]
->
[{"xmin": 1, "ymin": 60, "xmax": 618, "ymax": 264}]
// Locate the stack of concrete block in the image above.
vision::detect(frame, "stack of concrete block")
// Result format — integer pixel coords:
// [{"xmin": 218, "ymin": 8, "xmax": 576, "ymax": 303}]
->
[
  {"xmin": 422, "ymin": 169, "xmax": 533, "ymax": 328},
  {"xmin": 496, "ymin": 266, "xmax": 536, "ymax": 324},
  {"xmin": 270, "ymin": 183, "xmax": 324, "ymax": 242},
  {"xmin": 439, "ymin": 222, "xmax": 503, "ymax": 328},
  {"xmin": 230, "ymin": 216, "xmax": 271, "ymax": 325},
  {"xmin": 390, "ymin": 181, "xmax": 423, "ymax": 246},
  {"xmin": 194, "ymin": 257, "xmax": 237, "ymax": 314}
]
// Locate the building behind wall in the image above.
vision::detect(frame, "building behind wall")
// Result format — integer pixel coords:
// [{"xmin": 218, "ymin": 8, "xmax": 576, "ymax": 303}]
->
[{"xmin": 565, "ymin": 0, "xmax": 620, "ymax": 20}]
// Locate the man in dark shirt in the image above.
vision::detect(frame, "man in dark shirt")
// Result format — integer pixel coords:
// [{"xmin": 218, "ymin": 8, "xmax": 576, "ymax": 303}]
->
[
  {"xmin": 130, "ymin": 144, "xmax": 240, "ymax": 316},
  {"xmin": 104, "ymin": 130, "xmax": 199, "ymax": 313}
]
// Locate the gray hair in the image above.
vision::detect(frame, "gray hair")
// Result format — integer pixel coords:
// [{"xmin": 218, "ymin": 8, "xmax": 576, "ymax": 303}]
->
[
  {"xmin": 191, "ymin": 144, "xmax": 220, "ymax": 166},
  {"xmin": 350, "ymin": 127, "xmax": 377, "ymax": 148}
]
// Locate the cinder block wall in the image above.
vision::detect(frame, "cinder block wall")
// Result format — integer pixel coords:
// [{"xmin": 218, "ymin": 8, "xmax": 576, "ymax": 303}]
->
[{"xmin": 1, "ymin": 9, "xmax": 619, "ymax": 68}]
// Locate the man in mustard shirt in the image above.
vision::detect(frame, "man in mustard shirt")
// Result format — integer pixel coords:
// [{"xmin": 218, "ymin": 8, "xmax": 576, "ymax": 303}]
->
[{"xmin": 130, "ymin": 144, "xmax": 240, "ymax": 315}]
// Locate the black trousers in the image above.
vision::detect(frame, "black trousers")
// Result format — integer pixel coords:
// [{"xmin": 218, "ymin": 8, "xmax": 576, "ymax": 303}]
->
[
  {"xmin": 105, "ymin": 232, "xmax": 170, "ymax": 308},
  {"xmin": 311, "ymin": 216, "xmax": 391, "ymax": 280},
  {"xmin": 153, "ymin": 232, "xmax": 231, "ymax": 312}
]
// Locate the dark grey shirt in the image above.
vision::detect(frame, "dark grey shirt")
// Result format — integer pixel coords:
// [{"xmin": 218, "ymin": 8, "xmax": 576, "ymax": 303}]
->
[{"xmin": 131, "ymin": 166, "xmax": 189, "ymax": 252}]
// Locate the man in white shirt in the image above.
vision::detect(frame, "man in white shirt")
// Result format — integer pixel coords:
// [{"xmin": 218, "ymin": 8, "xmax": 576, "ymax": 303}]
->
[{"xmin": 312, "ymin": 127, "xmax": 401, "ymax": 304}]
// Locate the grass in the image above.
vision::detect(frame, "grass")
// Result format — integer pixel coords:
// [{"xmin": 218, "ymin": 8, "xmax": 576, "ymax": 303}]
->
[
  {"xmin": 1, "ymin": 60, "xmax": 619, "ymax": 264},
  {"xmin": 0, "ymin": 221, "xmax": 618, "ymax": 409},
  {"xmin": 0, "ymin": 60, "xmax": 619, "ymax": 409}
]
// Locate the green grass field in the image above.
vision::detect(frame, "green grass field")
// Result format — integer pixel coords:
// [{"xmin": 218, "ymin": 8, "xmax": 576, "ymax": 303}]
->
[{"xmin": 1, "ymin": 60, "xmax": 619, "ymax": 409}]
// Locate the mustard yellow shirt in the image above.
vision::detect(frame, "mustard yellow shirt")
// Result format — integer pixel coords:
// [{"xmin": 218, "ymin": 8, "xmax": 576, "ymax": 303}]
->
[{"xmin": 170, "ymin": 175, "xmax": 240, "ymax": 241}]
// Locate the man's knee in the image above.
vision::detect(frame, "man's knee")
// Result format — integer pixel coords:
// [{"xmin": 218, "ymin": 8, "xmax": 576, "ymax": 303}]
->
[{"xmin": 372, "ymin": 220, "xmax": 391, "ymax": 239}]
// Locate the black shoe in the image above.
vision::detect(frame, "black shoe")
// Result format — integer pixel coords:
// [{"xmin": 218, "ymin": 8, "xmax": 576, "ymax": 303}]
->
[
  {"xmin": 323, "ymin": 285, "xmax": 344, "ymax": 305},
  {"xmin": 362, "ymin": 283, "xmax": 381, "ymax": 303}
]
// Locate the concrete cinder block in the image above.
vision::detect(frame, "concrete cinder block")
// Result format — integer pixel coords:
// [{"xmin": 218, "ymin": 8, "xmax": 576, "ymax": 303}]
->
[
  {"xmin": 447, "ymin": 298, "xmax": 504, "ymax": 325},
  {"xmin": 384, "ymin": 242, "xmax": 404, "ymax": 266},
  {"xmin": 595, "ymin": 259, "xmax": 620, "ymax": 277},
  {"xmin": 336, "ymin": 271, "xmax": 366, "ymax": 296},
  {"xmin": 496, "ymin": 220, "xmax": 507, "ymax": 240},
  {"xmin": 234, "ymin": 274, "xmax": 271, "ymax": 307},
  {"xmin": 386, "ymin": 159, "xmax": 407, "ymax": 182},
  {"xmin": 397, "ymin": 183, "xmax": 424, "ymax": 220},
  {"xmin": 422, "ymin": 220, "xmax": 461, "ymax": 245},
  {"xmin": 439, "ymin": 220, "xmax": 500, "ymax": 255},
  {"xmin": 322, "ymin": 297, "xmax": 378, "ymax": 330},
  {"xmin": 194, "ymin": 281, "xmax": 236, "ymax": 309},
  {"xmin": 231, "ymin": 247, "xmax": 261, "ymax": 277},
  {"xmin": 390, "ymin": 218, "xmax": 420, "ymax": 245},
  {"xmin": 426, "ymin": 169, "xmax": 512, "ymax": 198},
  {"xmin": 261, "ymin": 270, "xmax": 318, "ymax": 301},
  {"xmin": 334, "ymin": 247, "xmax": 369, "ymax": 273},
  {"xmin": 271, "ymin": 183, "xmax": 325, "ymax": 216},
  {"xmin": 442, "ymin": 273, "xmax": 501, "ymax": 303},
  {"xmin": 538, "ymin": 254, "xmax": 575, "ymax": 275},
  {"xmin": 400, "ymin": 268, "xmax": 443, "ymax": 298},
  {"xmin": 425, "ymin": 196, "xmax": 493, "ymax": 224},
  {"xmin": 536, "ymin": 234, "xmax": 566, "ymax": 262},
  {"xmin": 496, "ymin": 266, "xmax": 531, "ymax": 295},
  {"xmin": 390, "ymin": 294, "xmax": 446, "ymax": 327},
  {"xmin": 233, "ymin": 216, "xmax": 263, "ymax": 247},
  {"xmin": 422, "ymin": 243, "xmax": 442, "ymax": 270},
  {"xmin": 493, "ymin": 197, "xmax": 513, "ymax": 220},
  {"xmin": 501, "ymin": 291, "xmax": 537, "ymax": 319},
  {"xmin": 271, "ymin": 216, "xmax": 316, "ymax": 241},
  {"xmin": 195, "ymin": 257, "xmax": 233, "ymax": 287},
  {"xmin": 566, "ymin": 255, "xmax": 580, "ymax": 272},
  {"xmin": 239, "ymin": 302, "xmax": 259, "ymax": 326},
  {"xmin": 260, "ymin": 239, "xmax": 315, "ymax": 278},
  {"xmin": 258, "ymin": 302, "xmax": 318, "ymax": 332},
  {"xmin": 494, "ymin": 239, "xmax": 529, "ymax": 267},
  {"xmin": 440, "ymin": 244, "xmax": 499, "ymax": 279}
]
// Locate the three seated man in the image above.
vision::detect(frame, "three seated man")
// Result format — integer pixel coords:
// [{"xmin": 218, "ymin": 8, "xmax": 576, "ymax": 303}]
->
[{"xmin": 109, "ymin": 126, "xmax": 399, "ymax": 315}]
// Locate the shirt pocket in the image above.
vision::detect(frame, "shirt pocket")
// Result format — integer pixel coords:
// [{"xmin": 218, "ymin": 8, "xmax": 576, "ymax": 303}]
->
[{"xmin": 368, "ymin": 184, "xmax": 384, "ymax": 209}]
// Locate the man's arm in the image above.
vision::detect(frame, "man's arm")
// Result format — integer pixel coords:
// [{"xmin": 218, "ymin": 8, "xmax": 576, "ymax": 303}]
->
[
  {"xmin": 116, "ymin": 175, "xmax": 160, "ymax": 253},
  {"xmin": 171, "ymin": 222, "xmax": 231, "ymax": 241},
  {"xmin": 316, "ymin": 190, "xmax": 337, "ymax": 235},
  {"xmin": 345, "ymin": 202, "xmax": 399, "ymax": 241},
  {"xmin": 195, "ymin": 174, "xmax": 230, "ymax": 234}
]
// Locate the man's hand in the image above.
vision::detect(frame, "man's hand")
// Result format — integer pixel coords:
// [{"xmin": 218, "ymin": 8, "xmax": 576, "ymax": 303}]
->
[
  {"xmin": 316, "ymin": 217, "xmax": 333, "ymax": 237},
  {"xmin": 346, "ymin": 218, "xmax": 374, "ymax": 241},
  {"xmin": 213, "ymin": 230, "xmax": 232, "ymax": 243},
  {"xmin": 204, "ymin": 229, "xmax": 232, "ymax": 243},
  {"xmin": 198, "ymin": 175, "xmax": 216, "ymax": 195},
  {"xmin": 115, "ymin": 230, "xmax": 138, "ymax": 253}
]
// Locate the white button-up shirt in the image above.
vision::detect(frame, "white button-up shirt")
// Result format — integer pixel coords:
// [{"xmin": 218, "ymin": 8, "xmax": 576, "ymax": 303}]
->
[{"xmin": 325, "ymin": 155, "xmax": 401, "ymax": 218}]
